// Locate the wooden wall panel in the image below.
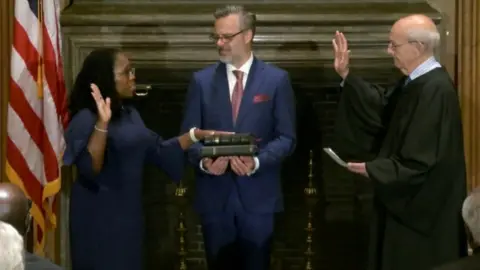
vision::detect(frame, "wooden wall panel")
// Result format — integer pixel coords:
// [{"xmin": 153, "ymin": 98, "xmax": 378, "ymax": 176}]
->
[
  {"xmin": 0, "ymin": 0, "xmax": 13, "ymax": 183},
  {"xmin": 427, "ymin": 0, "xmax": 457, "ymax": 78},
  {"xmin": 458, "ymin": 0, "xmax": 480, "ymax": 191}
]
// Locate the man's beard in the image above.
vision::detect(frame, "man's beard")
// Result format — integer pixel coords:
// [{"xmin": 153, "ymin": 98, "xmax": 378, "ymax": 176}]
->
[{"xmin": 219, "ymin": 55, "xmax": 233, "ymax": 64}]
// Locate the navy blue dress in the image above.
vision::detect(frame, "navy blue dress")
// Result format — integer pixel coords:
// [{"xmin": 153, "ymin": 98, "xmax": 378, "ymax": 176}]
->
[{"xmin": 63, "ymin": 107, "xmax": 184, "ymax": 270}]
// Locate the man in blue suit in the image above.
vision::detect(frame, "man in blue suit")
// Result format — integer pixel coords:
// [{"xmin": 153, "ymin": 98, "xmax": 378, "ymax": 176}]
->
[{"xmin": 181, "ymin": 5, "xmax": 296, "ymax": 270}]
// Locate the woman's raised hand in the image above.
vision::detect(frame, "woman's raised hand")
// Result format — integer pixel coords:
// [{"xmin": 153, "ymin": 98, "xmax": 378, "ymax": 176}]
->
[{"xmin": 90, "ymin": 83, "xmax": 111, "ymax": 124}]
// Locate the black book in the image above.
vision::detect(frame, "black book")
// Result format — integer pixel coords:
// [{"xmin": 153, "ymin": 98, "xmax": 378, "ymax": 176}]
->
[
  {"xmin": 202, "ymin": 133, "xmax": 255, "ymax": 146},
  {"xmin": 200, "ymin": 145, "xmax": 257, "ymax": 158}
]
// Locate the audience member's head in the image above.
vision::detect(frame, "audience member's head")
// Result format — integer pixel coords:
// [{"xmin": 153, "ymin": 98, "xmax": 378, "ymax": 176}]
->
[
  {"xmin": 462, "ymin": 187, "xmax": 480, "ymax": 250},
  {"xmin": 0, "ymin": 183, "xmax": 31, "ymax": 236},
  {"xmin": 0, "ymin": 221, "xmax": 25, "ymax": 270}
]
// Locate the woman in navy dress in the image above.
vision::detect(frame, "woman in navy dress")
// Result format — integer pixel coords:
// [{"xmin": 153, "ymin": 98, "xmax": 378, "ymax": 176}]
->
[{"xmin": 64, "ymin": 48, "xmax": 221, "ymax": 270}]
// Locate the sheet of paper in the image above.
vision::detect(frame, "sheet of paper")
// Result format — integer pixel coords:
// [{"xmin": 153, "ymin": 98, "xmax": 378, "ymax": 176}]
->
[{"xmin": 323, "ymin": 147, "xmax": 347, "ymax": 167}]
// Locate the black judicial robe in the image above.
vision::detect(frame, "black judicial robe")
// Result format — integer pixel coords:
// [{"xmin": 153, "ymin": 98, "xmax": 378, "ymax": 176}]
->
[{"xmin": 333, "ymin": 67, "xmax": 468, "ymax": 270}]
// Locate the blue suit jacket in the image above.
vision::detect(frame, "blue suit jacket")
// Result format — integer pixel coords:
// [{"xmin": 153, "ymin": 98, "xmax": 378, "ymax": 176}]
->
[{"xmin": 181, "ymin": 57, "xmax": 296, "ymax": 214}]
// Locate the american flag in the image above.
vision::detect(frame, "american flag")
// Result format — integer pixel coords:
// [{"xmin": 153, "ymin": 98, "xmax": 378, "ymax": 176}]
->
[{"xmin": 7, "ymin": 0, "xmax": 68, "ymax": 254}]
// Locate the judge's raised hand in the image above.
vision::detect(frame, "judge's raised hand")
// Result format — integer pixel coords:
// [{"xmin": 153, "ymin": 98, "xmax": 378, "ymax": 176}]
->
[
  {"xmin": 230, "ymin": 156, "xmax": 255, "ymax": 176},
  {"xmin": 347, "ymin": 162, "xmax": 369, "ymax": 178},
  {"xmin": 90, "ymin": 83, "xmax": 111, "ymax": 124},
  {"xmin": 332, "ymin": 31, "xmax": 351, "ymax": 79},
  {"xmin": 203, "ymin": 157, "xmax": 229, "ymax": 176}
]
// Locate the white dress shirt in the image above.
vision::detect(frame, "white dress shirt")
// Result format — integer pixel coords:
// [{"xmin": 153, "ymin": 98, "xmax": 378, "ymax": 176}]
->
[{"xmin": 226, "ymin": 53, "xmax": 254, "ymax": 99}]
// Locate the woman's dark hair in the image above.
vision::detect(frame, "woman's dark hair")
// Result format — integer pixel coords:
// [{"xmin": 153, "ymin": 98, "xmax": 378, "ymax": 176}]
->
[{"xmin": 68, "ymin": 48, "xmax": 123, "ymax": 120}]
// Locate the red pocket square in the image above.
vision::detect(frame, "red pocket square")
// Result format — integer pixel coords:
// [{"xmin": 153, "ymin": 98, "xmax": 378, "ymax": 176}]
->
[{"xmin": 253, "ymin": 94, "xmax": 270, "ymax": 103}]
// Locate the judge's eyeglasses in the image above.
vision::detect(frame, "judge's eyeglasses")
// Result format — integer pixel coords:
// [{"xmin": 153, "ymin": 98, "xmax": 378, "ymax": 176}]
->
[{"xmin": 388, "ymin": 40, "xmax": 423, "ymax": 50}]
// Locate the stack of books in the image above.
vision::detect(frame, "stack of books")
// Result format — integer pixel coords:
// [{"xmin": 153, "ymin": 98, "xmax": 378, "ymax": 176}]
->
[{"xmin": 200, "ymin": 133, "xmax": 257, "ymax": 157}]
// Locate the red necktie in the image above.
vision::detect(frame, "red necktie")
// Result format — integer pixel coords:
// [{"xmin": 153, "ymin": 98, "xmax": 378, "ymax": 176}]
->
[{"xmin": 232, "ymin": 70, "xmax": 244, "ymax": 123}]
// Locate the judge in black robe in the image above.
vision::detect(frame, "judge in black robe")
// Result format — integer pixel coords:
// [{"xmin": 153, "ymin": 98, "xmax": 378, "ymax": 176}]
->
[{"xmin": 332, "ymin": 15, "xmax": 468, "ymax": 270}]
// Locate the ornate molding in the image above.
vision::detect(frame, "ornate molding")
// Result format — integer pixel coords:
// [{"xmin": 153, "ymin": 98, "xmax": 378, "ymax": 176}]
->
[
  {"xmin": 62, "ymin": 1, "xmax": 440, "ymax": 26},
  {"xmin": 60, "ymin": 1, "xmax": 442, "ymax": 88}
]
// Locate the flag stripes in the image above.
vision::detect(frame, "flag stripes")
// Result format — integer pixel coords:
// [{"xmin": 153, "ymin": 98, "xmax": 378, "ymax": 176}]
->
[{"xmin": 7, "ymin": 0, "xmax": 68, "ymax": 254}]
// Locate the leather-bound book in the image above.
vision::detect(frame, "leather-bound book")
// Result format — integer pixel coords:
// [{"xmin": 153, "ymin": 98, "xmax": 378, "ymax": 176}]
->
[
  {"xmin": 200, "ymin": 133, "xmax": 257, "ymax": 157},
  {"xmin": 200, "ymin": 145, "xmax": 257, "ymax": 158},
  {"xmin": 202, "ymin": 133, "xmax": 255, "ymax": 146}
]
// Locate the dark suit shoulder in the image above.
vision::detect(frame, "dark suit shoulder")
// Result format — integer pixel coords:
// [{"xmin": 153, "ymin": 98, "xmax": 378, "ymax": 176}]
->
[{"xmin": 25, "ymin": 252, "xmax": 64, "ymax": 270}]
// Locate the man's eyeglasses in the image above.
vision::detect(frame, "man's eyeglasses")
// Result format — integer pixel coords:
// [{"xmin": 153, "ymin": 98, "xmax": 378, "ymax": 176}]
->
[
  {"xmin": 388, "ymin": 40, "xmax": 422, "ymax": 50},
  {"xmin": 209, "ymin": 30, "xmax": 246, "ymax": 43}
]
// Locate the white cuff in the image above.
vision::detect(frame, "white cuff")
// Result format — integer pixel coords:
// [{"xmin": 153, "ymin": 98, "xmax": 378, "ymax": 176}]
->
[
  {"xmin": 247, "ymin": 157, "xmax": 260, "ymax": 176},
  {"xmin": 189, "ymin": 127, "xmax": 199, "ymax": 143},
  {"xmin": 199, "ymin": 160, "xmax": 212, "ymax": 174}
]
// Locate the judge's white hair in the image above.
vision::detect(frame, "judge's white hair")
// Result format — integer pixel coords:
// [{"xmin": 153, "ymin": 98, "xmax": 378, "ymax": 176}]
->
[
  {"xmin": 406, "ymin": 28, "xmax": 440, "ymax": 52},
  {"xmin": 0, "ymin": 221, "xmax": 24, "ymax": 270},
  {"xmin": 463, "ymin": 188, "xmax": 480, "ymax": 245}
]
